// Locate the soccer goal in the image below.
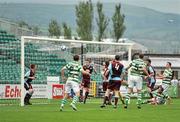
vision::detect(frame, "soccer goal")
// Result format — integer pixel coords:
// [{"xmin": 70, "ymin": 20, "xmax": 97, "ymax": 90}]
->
[{"xmin": 0, "ymin": 36, "xmax": 133, "ymax": 106}]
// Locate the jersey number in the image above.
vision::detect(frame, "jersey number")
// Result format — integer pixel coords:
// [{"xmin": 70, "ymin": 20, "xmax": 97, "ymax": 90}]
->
[{"xmin": 115, "ymin": 64, "xmax": 120, "ymax": 70}]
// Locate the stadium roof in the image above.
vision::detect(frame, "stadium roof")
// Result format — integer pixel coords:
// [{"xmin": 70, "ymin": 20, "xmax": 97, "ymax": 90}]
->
[
  {"xmin": 102, "ymin": 38, "xmax": 148, "ymax": 52},
  {"xmin": 151, "ymin": 57, "xmax": 180, "ymax": 68}
]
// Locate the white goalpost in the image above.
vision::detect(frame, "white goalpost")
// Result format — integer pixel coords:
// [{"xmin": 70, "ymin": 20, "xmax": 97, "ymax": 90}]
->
[
  {"xmin": 19, "ymin": 36, "xmax": 133, "ymax": 106},
  {"xmin": 20, "ymin": 36, "xmax": 25, "ymax": 106}
]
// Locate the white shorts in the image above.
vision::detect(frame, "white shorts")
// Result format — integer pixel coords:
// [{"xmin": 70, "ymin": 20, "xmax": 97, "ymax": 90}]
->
[
  {"xmin": 65, "ymin": 80, "xmax": 80, "ymax": 94},
  {"xmin": 162, "ymin": 83, "xmax": 170, "ymax": 95},
  {"xmin": 128, "ymin": 75, "xmax": 143, "ymax": 90}
]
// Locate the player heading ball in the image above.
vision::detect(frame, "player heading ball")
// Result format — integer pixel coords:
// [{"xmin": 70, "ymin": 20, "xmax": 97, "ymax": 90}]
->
[{"xmin": 60, "ymin": 55, "xmax": 91, "ymax": 111}]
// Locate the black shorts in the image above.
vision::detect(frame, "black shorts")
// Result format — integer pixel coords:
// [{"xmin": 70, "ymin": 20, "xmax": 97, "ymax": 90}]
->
[
  {"xmin": 107, "ymin": 80, "xmax": 121, "ymax": 91},
  {"xmin": 24, "ymin": 82, "xmax": 33, "ymax": 90}
]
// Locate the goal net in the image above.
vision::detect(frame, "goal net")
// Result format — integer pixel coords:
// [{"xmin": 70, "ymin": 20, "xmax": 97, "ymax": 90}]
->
[{"xmin": 0, "ymin": 36, "xmax": 133, "ymax": 106}]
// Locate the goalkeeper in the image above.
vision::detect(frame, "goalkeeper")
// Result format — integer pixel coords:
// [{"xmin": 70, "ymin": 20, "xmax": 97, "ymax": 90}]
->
[{"xmin": 24, "ymin": 64, "xmax": 36, "ymax": 105}]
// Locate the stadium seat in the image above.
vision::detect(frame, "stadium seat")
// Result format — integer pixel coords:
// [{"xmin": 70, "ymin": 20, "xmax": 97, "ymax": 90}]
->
[{"xmin": 0, "ymin": 30, "xmax": 69, "ymax": 84}]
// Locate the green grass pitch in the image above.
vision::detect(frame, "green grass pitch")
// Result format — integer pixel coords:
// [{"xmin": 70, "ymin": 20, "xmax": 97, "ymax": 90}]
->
[{"xmin": 0, "ymin": 98, "xmax": 180, "ymax": 122}]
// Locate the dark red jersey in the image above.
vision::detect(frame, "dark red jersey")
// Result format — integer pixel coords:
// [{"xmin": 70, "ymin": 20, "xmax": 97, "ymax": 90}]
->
[
  {"xmin": 111, "ymin": 60, "xmax": 124, "ymax": 78},
  {"xmin": 82, "ymin": 65, "xmax": 93, "ymax": 81},
  {"xmin": 103, "ymin": 67, "xmax": 110, "ymax": 80}
]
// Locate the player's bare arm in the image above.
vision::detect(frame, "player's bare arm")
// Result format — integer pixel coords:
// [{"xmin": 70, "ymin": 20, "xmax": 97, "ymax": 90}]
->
[
  {"xmin": 120, "ymin": 73, "xmax": 125, "ymax": 82},
  {"xmin": 93, "ymin": 67, "xmax": 98, "ymax": 74},
  {"xmin": 29, "ymin": 76, "xmax": 36, "ymax": 80},
  {"xmin": 103, "ymin": 74, "xmax": 108, "ymax": 81},
  {"xmin": 81, "ymin": 69, "xmax": 91, "ymax": 76},
  {"xmin": 24, "ymin": 76, "xmax": 35, "ymax": 80},
  {"xmin": 125, "ymin": 63, "xmax": 132, "ymax": 72},
  {"xmin": 61, "ymin": 66, "xmax": 67, "ymax": 81},
  {"xmin": 156, "ymin": 73, "xmax": 164, "ymax": 79},
  {"xmin": 104, "ymin": 69, "xmax": 110, "ymax": 77},
  {"xmin": 143, "ymin": 67, "xmax": 150, "ymax": 78}
]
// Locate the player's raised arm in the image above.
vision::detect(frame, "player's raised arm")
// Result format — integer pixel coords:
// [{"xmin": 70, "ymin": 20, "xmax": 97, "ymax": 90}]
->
[
  {"xmin": 156, "ymin": 73, "xmax": 164, "ymax": 79},
  {"xmin": 125, "ymin": 62, "xmax": 132, "ymax": 72},
  {"xmin": 60, "ymin": 55, "xmax": 90, "ymax": 111},
  {"xmin": 102, "ymin": 61, "xmax": 110, "ymax": 81},
  {"xmin": 105, "ymin": 61, "xmax": 112, "ymax": 77},
  {"xmin": 120, "ymin": 67, "xmax": 126, "ymax": 81},
  {"xmin": 61, "ymin": 66, "xmax": 67, "ymax": 81},
  {"xmin": 143, "ymin": 66, "xmax": 150, "ymax": 77},
  {"xmin": 104, "ymin": 69, "xmax": 110, "ymax": 77},
  {"xmin": 81, "ymin": 68, "xmax": 91, "ymax": 76},
  {"xmin": 93, "ymin": 66, "xmax": 97, "ymax": 75},
  {"xmin": 102, "ymin": 72, "xmax": 108, "ymax": 81}
]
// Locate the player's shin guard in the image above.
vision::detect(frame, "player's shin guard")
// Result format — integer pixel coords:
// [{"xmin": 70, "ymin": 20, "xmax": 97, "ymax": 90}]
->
[
  {"xmin": 24, "ymin": 93, "xmax": 32, "ymax": 105},
  {"xmin": 119, "ymin": 92, "xmax": 125, "ymax": 104},
  {"xmin": 103, "ymin": 96, "xmax": 109, "ymax": 105},
  {"xmin": 79, "ymin": 89, "xmax": 83, "ymax": 102},
  {"xmin": 114, "ymin": 97, "xmax": 119, "ymax": 107},
  {"xmin": 162, "ymin": 93, "xmax": 171, "ymax": 104},
  {"xmin": 24, "ymin": 93, "xmax": 29, "ymax": 103},
  {"xmin": 137, "ymin": 93, "xmax": 142, "ymax": 108},
  {"xmin": 106, "ymin": 94, "xmax": 112, "ymax": 105},
  {"xmin": 114, "ymin": 91, "xmax": 119, "ymax": 108},
  {"xmin": 101, "ymin": 96, "xmax": 108, "ymax": 108},
  {"xmin": 125, "ymin": 93, "xmax": 130, "ymax": 107},
  {"xmin": 61, "ymin": 99, "xmax": 67, "ymax": 107},
  {"xmin": 72, "ymin": 96, "xmax": 78, "ymax": 105},
  {"xmin": 84, "ymin": 91, "xmax": 89, "ymax": 104},
  {"xmin": 142, "ymin": 100, "xmax": 148, "ymax": 104},
  {"xmin": 60, "ymin": 99, "xmax": 67, "ymax": 111}
]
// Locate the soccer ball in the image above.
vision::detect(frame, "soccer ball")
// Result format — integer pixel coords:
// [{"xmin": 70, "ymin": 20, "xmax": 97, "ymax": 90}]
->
[{"xmin": 61, "ymin": 45, "xmax": 67, "ymax": 51}]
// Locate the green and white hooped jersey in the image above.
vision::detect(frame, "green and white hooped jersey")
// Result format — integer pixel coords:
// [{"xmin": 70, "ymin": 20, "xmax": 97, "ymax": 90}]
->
[
  {"xmin": 65, "ymin": 61, "xmax": 82, "ymax": 83},
  {"xmin": 130, "ymin": 59, "xmax": 146, "ymax": 76},
  {"xmin": 162, "ymin": 68, "xmax": 173, "ymax": 85}
]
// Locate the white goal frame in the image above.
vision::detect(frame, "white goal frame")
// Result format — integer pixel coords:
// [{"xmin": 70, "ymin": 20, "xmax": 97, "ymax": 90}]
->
[{"xmin": 20, "ymin": 36, "xmax": 134, "ymax": 106}]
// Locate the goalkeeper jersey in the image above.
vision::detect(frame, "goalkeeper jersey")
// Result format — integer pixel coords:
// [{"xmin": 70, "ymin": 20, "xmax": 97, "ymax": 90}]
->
[{"xmin": 24, "ymin": 69, "xmax": 35, "ymax": 83}]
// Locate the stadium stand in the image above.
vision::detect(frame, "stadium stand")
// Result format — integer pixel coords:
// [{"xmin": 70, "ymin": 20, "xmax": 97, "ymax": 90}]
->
[{"xmin": 0, "ymin": 29, "xmax": 67, "ymax": 84}]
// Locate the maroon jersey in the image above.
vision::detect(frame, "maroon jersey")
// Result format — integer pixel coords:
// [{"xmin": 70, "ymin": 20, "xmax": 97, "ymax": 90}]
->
[
  {"xmin": 111, "ymin": 60, "xmax": 124, "ymax": 78},
  {"xmin": 103, "ymin": 67, "xmax": 109, "ymax": 80},
  {"xmin": 82, "ymin": 65, "xmax": 93, "ymax": 81}
]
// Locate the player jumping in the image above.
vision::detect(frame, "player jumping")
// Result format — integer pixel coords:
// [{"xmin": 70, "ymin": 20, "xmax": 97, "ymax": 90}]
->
[
  {"xmin": 124, "ymin": 54, "xmax": 149, "ymax": 109},
  {"xmin": 101, "ymin": 60, "xmax": 112, "ymax": 105},
  {"xmin": 60, "ymin": 55, "xmax": 90, "ymax": 111},
  {"xmin": 145, "ymin": 58, "xmax": 156, "ymax": 98},
  {"xmin": 101, "ymin": 55, "xmax": 125, "ymax": 108},
  {"xmin": 157, "ymin": 62, "xmax": 174, "ymax": 104},
  {"xmin": 81, "ymin": 58, "xmax": 97, "ymax": 104}
]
